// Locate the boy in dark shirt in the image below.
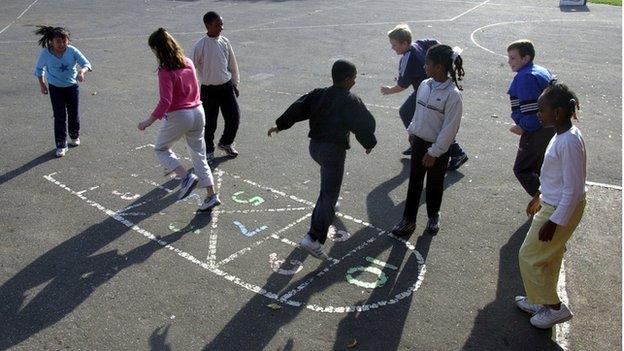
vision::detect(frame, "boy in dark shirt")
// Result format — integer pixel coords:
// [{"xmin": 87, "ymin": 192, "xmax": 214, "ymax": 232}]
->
[
  {"xmin": 381, "ymin": 23, "xmax": 468, "ymax": 171},
  {"xmin": 267, "ymin": 60, "xmax": 377, "ymax": 259}
]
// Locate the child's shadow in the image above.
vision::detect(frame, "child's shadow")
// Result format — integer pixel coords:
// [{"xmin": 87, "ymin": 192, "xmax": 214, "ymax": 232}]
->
[
  {"xmin": 0, "ymin": 150, "xmax": 56, "ymax": 186},
  {"xmin": 0, "ymin": 179, "xmax": 212, "ymax": 349}
]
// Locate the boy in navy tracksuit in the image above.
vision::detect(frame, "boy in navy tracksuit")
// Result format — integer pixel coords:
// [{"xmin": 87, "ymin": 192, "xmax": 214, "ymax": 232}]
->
[
  {"xmin": 507, "ymin": 39, "xmax": 556, "ymax": 196},
  {"xmin": 381, "ymin": 24, "xmax": 467, "ymax": 171},
  {"xmin": 268, "ymin": 60, "xmax": 377, "ymax": 259}
]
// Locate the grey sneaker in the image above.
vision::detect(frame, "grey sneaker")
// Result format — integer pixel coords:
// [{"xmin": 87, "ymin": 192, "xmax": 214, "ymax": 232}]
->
[
  {"xmin": 515, "ymin": 296, "xmax": 542, "ymax": 314},
  {"xmin": 55, "ymin": 147, "xmax": 68, "ymax": 157},
  {"xmin": 68, "ymin": 137, "xmax": 80, "ymax": 147},
  {"xmin": 425, "ymin": 215, "xmax": 439, "ymax": 234},
  {"xmin": 178, "ymin": 173, "xmax": 198, "ymax": 200},
  {"xmin": 218, "ymin": 143, "xmax": 239, "ymax": 157},
  {"xmin": 299, "ymin": 234, "xmax": 328, "ymax": 260},
  {"xmin": 448, "ymin": 154, "xmax": 468, "ymax": 171},
  {"xmin": 199, "ymin": 194, "xmax": 221, "ymax": 212},
  {"xmin": 530, "ymin": 304, "xmax": 573, "ymax": 329}
]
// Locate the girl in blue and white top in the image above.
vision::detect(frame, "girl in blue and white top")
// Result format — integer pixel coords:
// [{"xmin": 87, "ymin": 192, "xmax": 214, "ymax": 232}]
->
[
  {"xmin": 392, "ymin": 44, "xmax": 464, "ymax": 237},
  {"xmin": 34, "ymin": 26, "xmax": 91, "ymax": 157},
  {"xmin": 515, "ymin": 83, "xmax": 587, "ymax": 330}
]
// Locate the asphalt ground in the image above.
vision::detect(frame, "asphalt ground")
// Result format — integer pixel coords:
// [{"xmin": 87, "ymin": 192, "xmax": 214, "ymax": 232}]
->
[{"xmin": 0, "ymin": 0, "xmax": 621, "ymax": 350}]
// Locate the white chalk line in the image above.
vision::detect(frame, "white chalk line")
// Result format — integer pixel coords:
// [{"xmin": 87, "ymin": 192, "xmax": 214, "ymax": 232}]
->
[
  {"xmin": 43, "ymin": 171, "xmax": 309, "ymax": 308},
  {"xmin": 0, "ymin": 0, "xmax": 40, "ymax": 36},
  {"xmin": 556, "ymin": 259, "xmax": 570, "ymax": 350},
  {"xmin": 207, "ymin": 169, "xmax": 225, "ymax": 266},
  {"xmin": 470, "ymin": 19, "xmax": 618, "ymax": 59},
  {"xmin": 449, "ymin": 0, "xmax": 491, "ymax": 22},
  {"xmin": 214, "ymin": 207, "xmax": 309, "ymax": 214}
]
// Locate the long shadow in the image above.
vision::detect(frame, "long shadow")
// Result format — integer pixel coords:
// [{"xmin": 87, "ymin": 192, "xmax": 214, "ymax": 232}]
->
[
  {"xmin": 0, "ymin": 150, "xmax": 56, "ymax": 186},
  {"xmin": 462, "ymin": 220, "xmax": 563, "ymax": 350},
  {"xmin": 149, "ymin": 325, "xmax": 172, "ymax": 351},
  {"xmin": 559, "ymin": 4, "xmax": 590, "ymax": 12},
  {"xmin": 0, "ymin": 179, "xmax": 213, "ymax": 349},
  {"xmin": 204, "ymin": 158, "xmax": 463, "ymax": 350}
]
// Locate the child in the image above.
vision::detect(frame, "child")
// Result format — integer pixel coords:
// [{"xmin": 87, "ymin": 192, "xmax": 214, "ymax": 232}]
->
[
  {"xmin": 515, "ymin": 83, "xmax": 586, "ymax": 329},
  {"xmin": 507, "ymin": 39, "xmax": 556, "ymax": 196},
  {"xmin": 34, "ymin": 26, "xmax": 91, "ymax": 157},
  {"xmin": 192, "ymin": 11, "xmax": 241, "ymax": 163},
  {"xmin": 380, "ymin": 23, "xmax": 468, "ymax": 171},
  {"xmin": 267, "ymin": 60, "xmax": 377, "ymax": 259},
  {"xmin": 391, "ymin": 44, "xmax": 464, "ymax": 236},
  {"xmin": 138, "ymin": 28, "xmax": 220, "ymax": 211}
]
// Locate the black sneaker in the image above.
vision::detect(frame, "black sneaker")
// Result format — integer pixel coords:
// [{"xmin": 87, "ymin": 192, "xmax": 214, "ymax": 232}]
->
[
  {"xmin": 402, "ymin": 147, "xmax": 412, "ymax": 156},
  {"xmin": 425, "ymin": 216, "xmax": 439, "ymax": 235},
  {"xmin": 448, "ymin": 154, "xmax": 468, "ymax": 171},
  {"xmin": 218, "ymin": 143, "xmax": 239, "ymax": 157},
  {"xmin": 391, "ymin": 219, "xmax": 416, "ymax": 237},
  {"xmin": 178, "ymin": 173, "xmax": 198, "ymax": 200}
]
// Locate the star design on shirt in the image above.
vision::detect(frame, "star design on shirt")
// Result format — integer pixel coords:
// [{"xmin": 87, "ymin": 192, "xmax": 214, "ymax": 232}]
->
[{"xmin": 59, "ymin": 64, "xmax": 69, "ymax": 72}]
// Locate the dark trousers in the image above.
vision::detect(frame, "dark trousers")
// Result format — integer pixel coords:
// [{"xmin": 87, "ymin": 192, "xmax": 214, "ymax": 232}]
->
[
  {"xmin": 308, "ymin": 140, "xmax": 346, "ymax": 245},
  {"xmin": 399, "ymin": 91, "xmax": 464, "ymax": 157},
  {"xmin": 403, "ymin": 136, "xmax": 450, "ymax": 222},
  {"xmin": 514, "ymin": 126, "xmax": 556, "ymax": 196},
  {"xmin": 200, "ymin": 81, "xmax": 240, "ymax": 153},
  {"xmin": 49, "ymin": 84, "xmax": 80, "ymax": 148}
]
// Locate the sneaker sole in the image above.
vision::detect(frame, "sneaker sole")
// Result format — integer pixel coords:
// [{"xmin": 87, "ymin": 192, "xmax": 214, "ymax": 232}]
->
[
  {"xmin": 217, "ymin": 145, "xmax": 239, "ymax": 157},
  {"xmin": 531, "ymin": 314, "xmax": 573, "ymax": 329},
  {"xmin": 300, "ymin": 244, "xmax": 327, "ymax": 260},
  {"xmin": 198, "ymin": 200, "xmax": 221, "ymax": 212},
  {"xmin": 178, "ymin": 178, "xmax": 199, "ymax": 200},
  {"xmin": 516, "ymin": 303, "xmax": 540, "ymax": 314}
]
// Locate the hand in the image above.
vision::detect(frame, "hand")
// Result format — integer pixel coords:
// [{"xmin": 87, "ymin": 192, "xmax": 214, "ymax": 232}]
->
[
  {"xmin": 267, "ymin": 126, "xmax": 279, "ymax": 137},
  {"xmin": 526, "ymin": 195, "xmax": 541, "ymax": 216},
  {"xmin": 365, "ymin": 148, "xmax": 372, "ymax": 154},
  {"xmin": 233, "ymin": 85, "xmax": 240, "ymax": 98},
  {"xmin": 380, "ymin": 86, "xmax": 392, "ymax": 95},
  {"xmin": 138, "ymin": 118, "xmax": 154, "ymax": 131},
  {"xmin": 77, "ymin": 70, "xmax": 85, "ymax": 83},
  {"xmin": 509, "ymin": 125, "xmax": 524, "ymax": 136},
  {"xmin": 421, "ymin": 153, "xmax": 436, "ymax": 167},
  {"xmin": 40, "ymin": 84, "xmax": 48, "ymax": 95},
  {"xmin": 538, "ymin": 220, "xmax": 557, "ymax": 242}
]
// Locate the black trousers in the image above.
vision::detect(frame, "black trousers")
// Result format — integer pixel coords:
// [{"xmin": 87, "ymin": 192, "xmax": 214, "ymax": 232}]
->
[
  {"xmin": 49, "ymin": 84, "xmax": 80, "ymax": 148},
  {"xmin": 402, "ymin": 136, "xmax": 450, "ymax": 222},
  {"xmin": 308, "ymin": 140, "xmax": 346, "ymax": 245},
  {"xmin": 200, "ymin": 81, "xmax": 240, "ymax": 153},
  {"xmin": 513, "ymin": 126, "xmax": 556, "ymax": 197}
]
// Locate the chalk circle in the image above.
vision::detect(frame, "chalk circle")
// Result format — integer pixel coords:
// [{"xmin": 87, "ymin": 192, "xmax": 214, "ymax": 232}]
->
[
  {"xmin": 269, "ymin": 252, "xmax": 304, "ymax": 275},
  {"xmin": 300, "ymin": 234, "xmax": 426, "ymax": 314},
  {"xmin": 112, "ymin": 190, "xmax": 140, "ymax": 201},
  {"xmin": 346, "ymin": 266, "xmax": 387, "ymax": 289},
  {"xmin": 327, "ymin": 226, "xmax": 351, "ymax": 242}
]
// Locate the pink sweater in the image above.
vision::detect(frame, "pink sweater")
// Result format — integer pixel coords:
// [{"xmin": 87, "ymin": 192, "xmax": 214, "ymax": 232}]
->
[{"xmin": 152, "ymin": 57, "xmax": 201, "ymax": 119}]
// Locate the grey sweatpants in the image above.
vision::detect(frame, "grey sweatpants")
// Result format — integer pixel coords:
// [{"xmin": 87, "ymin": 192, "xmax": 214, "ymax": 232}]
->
[{"xmin": 154, "ymin": 106, "xmax": 214, "ymax": 188}]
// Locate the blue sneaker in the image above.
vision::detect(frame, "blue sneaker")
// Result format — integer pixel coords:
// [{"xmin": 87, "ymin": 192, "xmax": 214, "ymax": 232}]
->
[{"xmin": 448, "ymin": 154, "xmax": 468, "ymax": 171}]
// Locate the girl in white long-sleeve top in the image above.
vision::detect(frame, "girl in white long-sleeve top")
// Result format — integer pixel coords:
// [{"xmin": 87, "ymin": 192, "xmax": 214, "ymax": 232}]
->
[
  {"xmin": 391, "ymin": 44, "xmax": 465, "ymax": 237},
  {"xmin": 515, "ymin": 83, "xmax": 586, "ymax": 330}
]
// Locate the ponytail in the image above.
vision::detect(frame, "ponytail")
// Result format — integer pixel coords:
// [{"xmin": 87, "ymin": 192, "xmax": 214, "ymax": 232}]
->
[
  {"xmin": 541, "ymin": 83, "xmax": 580, "ymax": 120},
  {"xmin": 34, "ymin": 25, "xmax": 70, "ymax": 48},
  {"xmin": 426, "ymin": 44, "xmax": 465, "ymax": 91},
  {"xmin": 148, "ymin": 28, "xmax": 186, "ymax": 71}
]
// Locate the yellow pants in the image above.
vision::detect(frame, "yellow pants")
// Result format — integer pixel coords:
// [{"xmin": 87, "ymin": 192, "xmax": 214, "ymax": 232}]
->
[{"xmin": 519, "ymin": 199, "xmax": 586, "ymax": 305}]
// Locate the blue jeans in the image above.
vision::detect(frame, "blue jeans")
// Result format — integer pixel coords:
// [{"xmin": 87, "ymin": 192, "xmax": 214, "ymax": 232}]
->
[
  {"xmin": 308, "ymin": 140, "xmax": 346, "ymax": 244},
  {"xmin": 49, "ymin": 84, "xmax": 80, "ymax": 148}
]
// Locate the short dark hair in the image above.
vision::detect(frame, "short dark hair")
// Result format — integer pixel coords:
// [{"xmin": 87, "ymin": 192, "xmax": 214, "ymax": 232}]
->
[
  {"xmin": 34, "ymin": 26, "xmax": 70, "ymax": 48},
  {"xmin": 540, "ymin": 83, "xmax": 580, "ymax": 119},
  {"xmin": 331, "ymin": 60, "xmax": 357, "ymax": 85},
  {"xmin": 507, "ymin": 39, "xmax": 535, "ymax": 61},
  {"xmin": 203, "ymin": 11, "xmax": 220, "ymax": 24}
]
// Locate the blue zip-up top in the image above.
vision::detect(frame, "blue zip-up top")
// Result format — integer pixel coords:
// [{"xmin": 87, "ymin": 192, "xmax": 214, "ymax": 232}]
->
[
  {"xmin": 507, "ymin": 62, "xmax": 554, "ymax": 133},
  {"xmin": 34, "ymin": 45, "xmax": 91, "ymax": 87}
]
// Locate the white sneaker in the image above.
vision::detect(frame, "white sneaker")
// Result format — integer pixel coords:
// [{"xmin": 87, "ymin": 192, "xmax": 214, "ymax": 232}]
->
[
  {"xmin": 515, "ymin": 296, "xmax": 542, "ymax": 314},
  {"xmin": 178, "ymin": 173, "xmax": 198, "ymax": 200},
  {"xmin": 199, "ymin": 194, "xmax": 221, "ymax": 211},
  {"xmin": 530, "ymin": 304, "xmax": 573, "ymax": 329},
  {"xmin": 299, "ymin": 234, "xmax": 328, "ymax": 260},
  {"xmin": 68, "ymin": 137, "xmax": 80, "ymax": 147},
  {"xmin": 55, "ymin": 147, "xmax": 68, "ymax": 157}
]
